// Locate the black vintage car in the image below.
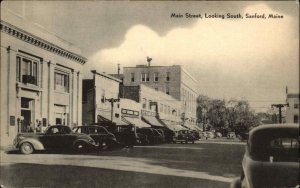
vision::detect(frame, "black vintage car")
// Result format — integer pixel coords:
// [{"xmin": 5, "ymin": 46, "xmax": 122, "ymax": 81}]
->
[
  {"xmin": 230, "ymin": 124, "xmax": 299, "ymax": 188},
  {"xmin": 173, "ymin": 130, "xmax": 196, "ymax": 144},
  {"xmin": 72, "ymin": 125, "xmax": 120, "ymax": 150},
  {"xmin": 136, "ymin": 128, "xmax": 160, "ymax": 145},
  {"xmin": 13, "ymin": 125, "xmax": 98, "ymax": 154}
]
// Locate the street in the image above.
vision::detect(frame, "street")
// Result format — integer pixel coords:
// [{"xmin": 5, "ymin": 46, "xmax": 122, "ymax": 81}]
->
[{"xmin": 0, "ymin": 140, "xmax": 245, "ymax": 188}]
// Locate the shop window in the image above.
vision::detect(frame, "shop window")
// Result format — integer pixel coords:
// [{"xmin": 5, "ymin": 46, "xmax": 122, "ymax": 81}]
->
[
  {"xmin": 55, "ymin": 72, "xmax": 69, "ymax": 93},
  {"xmin": 16, "ymin": 56, "xmax": 38, "ymax": 85},
  {"xmin": 294, "ymin": 103, "xmax": 299, "ymax": 109}
]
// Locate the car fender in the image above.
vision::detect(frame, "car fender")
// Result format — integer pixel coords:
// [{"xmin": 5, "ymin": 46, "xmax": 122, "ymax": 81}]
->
[
  {"xmin": 18, "ymin": 138, "xmax": 45, "ymax": 150},
  {"xmin": 73, "ymin": 139, "xmax": 96, "ymax": 147}
]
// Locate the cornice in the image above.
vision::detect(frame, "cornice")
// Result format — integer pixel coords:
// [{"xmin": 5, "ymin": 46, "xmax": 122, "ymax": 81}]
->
[{"xmin": 1, "ymin": 21, "xmax": 87, "ymax": 65}]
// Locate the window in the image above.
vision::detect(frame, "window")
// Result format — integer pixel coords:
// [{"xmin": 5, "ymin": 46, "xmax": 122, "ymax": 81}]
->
[
  {"xmin": 16, "ymin": 56, "xmax": 38, "ymax": 85},
  {"xmin": 142, "ymin": 72, "xmax": 149, "ymax": 82},
  {"xmin": 166, "ymin": 86, "xmax": 170, "ymax": 95},
  {"xmin": 294, "ymin": 103, "xmax": 299, "ymax": 109},
  {"xmin": 160, "ymin": 104, "xmax": 163, "ymax": 112},
  {"xmin": 166, "ymin": 72, "xmax": 170, "ymax": 81},
  {"xmin": 294, "ymin": 115, "xmax": 299, "ymax": 123},
  {"xmin": 101, "ymin": 89, "xmax": 105, "ymax": 103},
  {"xmin": 141, "ymin": 73, "xmax": 146, "ymax": 82},
  {"xmin": 55, "ymin": 72, "xmax": 69, "ymax": 92},
  {"xmin": 154, "ymin": 72, "xmax": 158, "ymax": 82},
  {"xmin": 149, "ymin": 100, "xmax": 152, "ymax": 110},
  {"xmin": 130, "ymin": 73, "xmax": 135, "ymax": 82}
]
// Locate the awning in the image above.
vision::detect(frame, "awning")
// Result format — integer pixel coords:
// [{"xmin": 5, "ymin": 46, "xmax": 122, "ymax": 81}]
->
[
  {"xmin": 142, "ymin": 116, "xmax": 165, "ymax": 127},
  {"xmin": 122, "ymin": 116, "xmax": 151, "ymax": 128},
  {"xmin": 161, "ymin": 120, "xmax": 187, "ymax": 131},
  {"xmin": 97, "ymin": 113, "xmax": 128, "ymax": 126},
  {"xmin": 183, "ymin": 123, "xmax": 201, "ymax": 131}
]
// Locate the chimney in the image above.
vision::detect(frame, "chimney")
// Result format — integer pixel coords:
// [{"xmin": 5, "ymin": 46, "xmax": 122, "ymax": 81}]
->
[
  {"xmin": 118, "ymin": 64, "xmax": 120, "ymax": 75},
  {"xmin": 147, "ymin": 56, "xmax": 152, "ymax": 67}
]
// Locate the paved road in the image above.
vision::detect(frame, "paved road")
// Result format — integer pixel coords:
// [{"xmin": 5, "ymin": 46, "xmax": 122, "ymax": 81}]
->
[{"xmin": 0, "ymin": 141, "xmax": 245, "ymax": 188}]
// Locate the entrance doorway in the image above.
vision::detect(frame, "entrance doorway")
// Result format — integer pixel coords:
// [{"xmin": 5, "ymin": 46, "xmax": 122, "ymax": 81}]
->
[{"xmin": 21, "ymin": 97, "xmax": 33, "ymax": 132}]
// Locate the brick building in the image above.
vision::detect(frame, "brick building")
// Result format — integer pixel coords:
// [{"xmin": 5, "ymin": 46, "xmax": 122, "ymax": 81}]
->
[{"xmin": 122, "ymin": 64, "xmax": 198, "ymax": 126}]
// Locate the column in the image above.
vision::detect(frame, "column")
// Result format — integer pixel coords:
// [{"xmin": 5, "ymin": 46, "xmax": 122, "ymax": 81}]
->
[
  {"xmin": 8, "ymin": 46, "xmax": 17, "ymax": 138},
  {"xmin": 48, "ymin": 61, "xmax": 55, "ymax": 125},
  {"xmin": 72, "ymin": 70, "xmax": 77, "ymax": 126},
  {"xmin": 77, "ymin": 71, "xmax": 83, "ymax": 125}
]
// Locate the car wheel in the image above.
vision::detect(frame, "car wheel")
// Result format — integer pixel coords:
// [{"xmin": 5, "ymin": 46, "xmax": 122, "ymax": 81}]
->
[
  {"xmin": 20, "ymin": 142, "xmax": 34, "ymax": 154},
  {"xmin": 101, "ymin": 141, "xmax": 109, "ymax": 151},
  {"xmin": 74, "ymin": 142, "xmax": 87, "ymax": 153}
]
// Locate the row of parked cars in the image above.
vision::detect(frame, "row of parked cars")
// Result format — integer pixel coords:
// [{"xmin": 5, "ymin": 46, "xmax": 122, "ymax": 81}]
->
[{"xmin": 13, "ymin": 124, "xmax": 202, "ymax": 154}]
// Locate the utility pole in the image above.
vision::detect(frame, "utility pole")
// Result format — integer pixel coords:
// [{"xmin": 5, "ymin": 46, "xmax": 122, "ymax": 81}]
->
[
  {"xmin": 271, "ymin": 104, "xmax": 288, "ymax": 123},
  {"xmin": 105, "ymin": 98, "xmax": 120, "ymax": 123}
]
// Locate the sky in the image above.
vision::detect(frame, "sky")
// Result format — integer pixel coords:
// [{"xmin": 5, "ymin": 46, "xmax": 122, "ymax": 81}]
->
[{"xmin": 2, "ymin": 1, "xmax": 299, "ymax": 112}]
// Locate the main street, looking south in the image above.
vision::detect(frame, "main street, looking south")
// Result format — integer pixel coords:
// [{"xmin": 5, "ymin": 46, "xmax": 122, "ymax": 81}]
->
[{"xmin": 0, "ymin": 140, "xmax": 245, "ymax": 188}]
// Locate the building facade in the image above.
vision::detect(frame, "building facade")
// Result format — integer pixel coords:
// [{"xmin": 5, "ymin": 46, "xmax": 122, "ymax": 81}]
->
[
  {"xmin": 1, "ymin": 9, "xmax": 86, "ymax": 147},
  {"xmin": 286, "ymin": 93, "xmax": 299, "ymax": 123},
  {"xmin": 123, "ymin": 64, "xmax": 198, "ymax": 126},
  {"xmin": 119, "ymin": 84, "xmax": 193, "ymax": 131},
  {"xmin": 82, "ymin": 70, "xmax": 123, "ymax": 125}
]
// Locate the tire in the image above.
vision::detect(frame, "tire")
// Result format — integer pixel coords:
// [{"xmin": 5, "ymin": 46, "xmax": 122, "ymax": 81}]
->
[
  {"xmin": 101, "ymin": 141, "xmax": 109, "ymax": 151},
  {"xmin": 20, "ymin": 142, "xmax": 34, "ymax": 154},
  {"xmin": 74, "ymin": 142, "xmax": 87, "ymax": 153}
]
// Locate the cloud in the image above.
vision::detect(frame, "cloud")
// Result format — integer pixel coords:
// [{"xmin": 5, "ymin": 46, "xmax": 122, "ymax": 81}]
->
[{"xmin": 88, "ymin": 3, "xmax": 298, "ymax": 111}]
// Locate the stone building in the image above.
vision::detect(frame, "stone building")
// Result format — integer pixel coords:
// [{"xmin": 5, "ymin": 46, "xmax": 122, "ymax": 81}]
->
[
  {"xmin": 286, "ymin": 93, "xmax": 299, "ymax": 123},
  {"xmin": 1, "ymin": 8, "xmax": 86, "ymax": 146},
  {"xmin": 122, "ymin": 64, "xmax": 199, "ymax": 126}
]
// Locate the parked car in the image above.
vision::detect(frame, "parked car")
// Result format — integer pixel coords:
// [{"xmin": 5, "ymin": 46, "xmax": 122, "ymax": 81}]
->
[
  {"xmin": 230, "ymin": 124, "xmax": 299, "ymax": 188},
  {"xmin": 227, "ymin": 131, "xmax": 236, "ymax": 139},
  {"xmin": 136, "ymin": 128, "xmax": 160, "ymax": 145},
  {"xmin": 191, "ymin": 130, "xmax": 200, "ymax": 140},
  {"xmin": 153, "ymin": 129, "xmax": 165, "ymax": 143},
  {"xmin": 205, "ymin": 131, "xmax": 216, "ymax": 139},
  {"xmin": 215, "ymin": 132, "xmax": 222, "ymax": 138},
  {"xmin": 72, "ymin": 125, "xmax": 120, "ymax": 150},
  {"xmin": 173, "ymin": 130, "xmax": 196, "ymax": 144},
  {"xmin": 136, "ymin": 133, "xmax": 150, "ymax": 145},
  {"xmin": 13, "ymin": 125, "xmax": 98, "ymax": 154},
  {"xmin": 236, "ymin": 132, "xmax": 249, "ymax": 141}
]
